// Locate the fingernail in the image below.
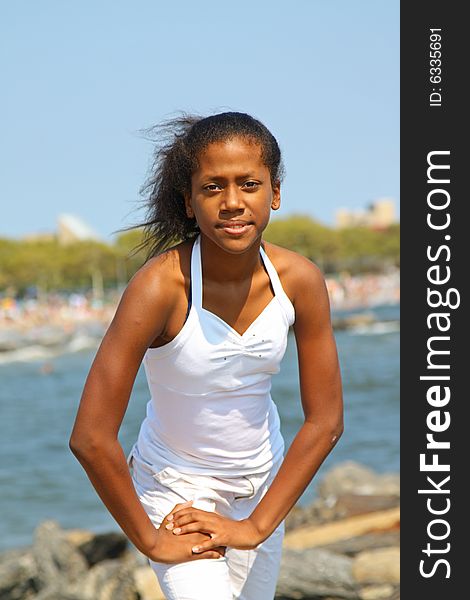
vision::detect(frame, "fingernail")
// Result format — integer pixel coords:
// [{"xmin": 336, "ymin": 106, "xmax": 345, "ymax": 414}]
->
[
  {"xmin": 192, "ymin": 546, "xmax": 201, "ymax": 553},
  {"xmin": 165, "ymin": 523, "xmax": 174, "ymax": 530},
  {"xmin": 167, "ymin": 515, "xmax": 173, "ymax": 521},
  {"xmin": 173, "ymin": 527, "xmax": 181, "ymax": 534}
]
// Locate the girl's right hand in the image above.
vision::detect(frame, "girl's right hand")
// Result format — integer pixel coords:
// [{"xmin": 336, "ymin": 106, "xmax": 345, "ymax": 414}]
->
[{"xmin": 146, "ymin": 501, "xmax": 226, "ymax": 564}]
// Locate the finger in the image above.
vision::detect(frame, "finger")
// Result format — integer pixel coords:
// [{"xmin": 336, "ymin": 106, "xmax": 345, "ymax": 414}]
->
[
  {"xmin": 172, "ymin": 510, "xmax": 218, "ymax": 529},
  {"xmin": 174, "ymin": 500, "xmax": 194, "ymax": 510},
  {"xmin": 171, "ymin": 507, "xmax": 209, "ymax": 522},
  {"xmin": 164, "ymin": 500, "xmax": 193, "ymax": 522},
  {"xmin": 195, "ymin": 551, "xmax": 224, "ymax": 560},
  {"xmin": 191, "ymin": 541, "xmax": 218, "ymax": 554},
  {"xmin": 170, "ymin": 522, "xmax": 214, "ymax": 536},
  {"xmin": 169, "ymin": 512, "xmax": 214, "ymax": 528}
]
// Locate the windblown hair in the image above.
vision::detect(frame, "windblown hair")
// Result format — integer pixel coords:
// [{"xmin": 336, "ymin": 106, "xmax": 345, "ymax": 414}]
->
[{"xmin": 116, "ymin": 111, "xmax": 285, "ymax": 260}]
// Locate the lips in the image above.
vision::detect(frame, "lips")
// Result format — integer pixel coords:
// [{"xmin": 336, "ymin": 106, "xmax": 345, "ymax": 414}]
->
[
  {"xmin": 219, "ymin": 221, "xmax": 251, "ymax": 228},
  {"xmin": 219, "ymin": 221, "xmax": 253, "ymax": 235}
]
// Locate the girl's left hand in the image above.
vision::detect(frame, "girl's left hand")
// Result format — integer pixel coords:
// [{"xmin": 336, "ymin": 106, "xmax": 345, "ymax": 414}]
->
[{"xmin": 165, "ymin": 507, "xmax": 262, "ymax": 553}]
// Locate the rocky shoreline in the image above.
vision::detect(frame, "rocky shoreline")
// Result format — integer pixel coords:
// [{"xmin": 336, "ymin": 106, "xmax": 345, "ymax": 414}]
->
[{"xmin": 0, "ymin": 462, "xmax": 399, "ymax": 600}]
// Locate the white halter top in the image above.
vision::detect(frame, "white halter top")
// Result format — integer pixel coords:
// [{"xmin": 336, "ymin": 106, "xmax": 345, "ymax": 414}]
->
[{"xmin": 133, "ymin": 233, "xmax": 295, "ymax": 477}]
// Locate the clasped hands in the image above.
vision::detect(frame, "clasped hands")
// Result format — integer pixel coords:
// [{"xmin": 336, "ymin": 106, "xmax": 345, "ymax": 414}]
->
[
  {"xmin": 148, "ymin": 499, "xmax": 262, "ymax": 564},
  {"xmin": 166, "ymin": 500, "xmax": 262, "ymax": 552}
]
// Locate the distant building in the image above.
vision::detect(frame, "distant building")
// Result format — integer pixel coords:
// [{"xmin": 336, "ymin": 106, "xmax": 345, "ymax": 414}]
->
[
  {"xmin": 335, "ymin": 198, "xmax": 396, "ymax": 230},
  {"xmin": 57, "ymin": 214, "xmax": 102, "ymax": 246}
]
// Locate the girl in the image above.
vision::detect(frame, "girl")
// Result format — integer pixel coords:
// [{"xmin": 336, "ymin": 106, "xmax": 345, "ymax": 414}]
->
[{"xmin": 69, "ymin": 112, "xmax": 343, "ymax": 600}]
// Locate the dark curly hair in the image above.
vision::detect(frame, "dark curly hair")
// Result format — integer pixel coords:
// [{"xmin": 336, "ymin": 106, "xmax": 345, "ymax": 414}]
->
[{"xmin": 115, "ymin": 111, "xmax": 285, "ymax": 260}]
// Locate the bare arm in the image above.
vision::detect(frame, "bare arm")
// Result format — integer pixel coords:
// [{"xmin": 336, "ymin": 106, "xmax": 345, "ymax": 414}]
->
[
  {"xmin": 248, "ymin": 257, "xmax": 344, "ymax": 539},
  {"xmin": 69, "ymin": 254, "xmax": 224, "ymax": 562},
  {"xmin": 167, "ymin": 254, "xmax": 344, "ymax": 551}
]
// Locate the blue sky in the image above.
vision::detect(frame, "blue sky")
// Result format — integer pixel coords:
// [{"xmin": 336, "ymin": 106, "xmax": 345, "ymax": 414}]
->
[{"xmin": 1, "ymin": 1, "xmax": 399, "ymax": 242}]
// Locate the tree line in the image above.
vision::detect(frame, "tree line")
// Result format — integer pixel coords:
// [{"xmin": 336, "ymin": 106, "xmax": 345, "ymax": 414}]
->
[{"xmin": 0, "ymin": 216, "xmax": 399, "ymax": 295}]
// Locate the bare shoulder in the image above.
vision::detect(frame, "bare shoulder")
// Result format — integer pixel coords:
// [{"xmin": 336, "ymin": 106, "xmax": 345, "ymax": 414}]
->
[
  {"xmin": 262, "ymin": 241, "xmax": 332, "ymax": 337},
  {"xmin": 125, "ymin": 240, "xmax": 189, "ymax": 305},
  {"xmin": 108, "ymin": 239, "xmax": 192, "ymax": 351},
  {"xmin": 135, "ymin": 240, "xmax": 190, "ymax": 288},
  {"xmin": 262, "ymin": 240, "xmax": 326, "ymax": 306}
]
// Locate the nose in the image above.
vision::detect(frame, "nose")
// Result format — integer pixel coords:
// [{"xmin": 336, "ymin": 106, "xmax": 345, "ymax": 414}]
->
[{"xmin": 221, "ymin": 184, "xmax": 243, "ymax": 212}]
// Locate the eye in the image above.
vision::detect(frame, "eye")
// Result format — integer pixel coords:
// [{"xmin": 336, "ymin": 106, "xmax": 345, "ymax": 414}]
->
[
  {"xmin": 243, "ymin": 181, "xmax": 260, "ymax": 189},
  {"xmin": 204, "ymin": 183, "xmax": 221, "ymax": 192}
]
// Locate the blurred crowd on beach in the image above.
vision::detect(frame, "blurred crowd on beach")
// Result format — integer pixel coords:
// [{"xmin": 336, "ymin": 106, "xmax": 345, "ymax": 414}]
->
[
  {"xmin": 0, "ymin": 292, "xmax": 116, "ymax": 333},
  {"xmin": 325, "ymin": 269, "xmax": 400, "ymax": 311},
  {"xmin": 1, "ymin": 270, "xmax": 399, "ymax": 335}
]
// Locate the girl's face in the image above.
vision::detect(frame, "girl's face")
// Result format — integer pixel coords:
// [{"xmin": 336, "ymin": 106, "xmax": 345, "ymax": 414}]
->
[{"xmin": 184, "ymin": 137, "xmax": 280, "ymax": 253}]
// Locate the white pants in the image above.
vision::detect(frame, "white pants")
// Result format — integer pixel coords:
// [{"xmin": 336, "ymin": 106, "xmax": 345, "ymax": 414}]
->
[{"xmin": 127, "ymin": 447, "xmax": 284, "ymax": 600}]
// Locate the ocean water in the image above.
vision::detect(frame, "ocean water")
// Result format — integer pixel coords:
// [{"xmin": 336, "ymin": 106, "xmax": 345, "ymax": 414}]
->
[{"xmin": 0, "ymin": 304, "xmax": 399, "ymax": 552}]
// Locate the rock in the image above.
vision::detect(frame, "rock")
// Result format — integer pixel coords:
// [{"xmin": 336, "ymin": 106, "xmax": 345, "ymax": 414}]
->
[
  {"xmin": 0, "ymin": 330, "xmax": 25, "ymax": 352},
  {"xmin": 32, "ymin": 520, "xmax": 88, "ymax": 590},
  {"xmin": 387, "ymin": 587, "xmax": 400, "ymax": 600},
  {"xmin": 318, "ymin": 462, "xmax": 400, "ymax": 502},
  {"xmin": 284, "ymin": 508, "xmax": 400, "ymax": 550},
  {"xmin": 0, "ymin": 547, "xmax": 37, "ymax": 599},
  {"xmin": 284, "ymin": 503, "xmax": 320, "ymax": 533},
  {"xmin": 2, "ymin": 521, "xmax": 148, "ymax": 599},
  {"xmin": 359, "ymin": 584, "xmax": 395, "ymax": 599},
  {"xmin": 285, "ymin": 502, "xmax": 325, "ymax": 532},
  {"xmin": 319, "ymin": 531, "xmax": 400, "ymax": 557},
  {"xmin": 330, "ymin": 494, "xmax": 399, "ymax": 520},
  {"xmin": 276, "ymin": 547, "xmax": 359, "ymax": 599},
  {"xmin": 285, "ymin": 463, "xmax": 400, "ymax": 535},
  {"xmin": 78, "ymin": 532, "xmax": 129, "ymax": 566},
  {"xmin": 352, "ymin": 548, "xmax": 400, "ymax": 585},
  {"xmin": 287, "ymin": 495, "xmax": 400, "ymax": 531},
  {"xmin": 64, "ymin": 529, "xmax": 95, "ymax": 548},
  {"xmin": 71, "ymin": 559, "xmax": 140, "ymax": 600},
  {"xmin": 24, "ymin": 325, "xmax": 72, "ymax": 348},
  {"xmin": 332, "ymin": 313, "xmax": 376, "ymax": 331},
  {"xmin": 33, "ymin": 586, "xmax": 84, "ymax": 600},
  {"xmin": 130, "ymin": 545, "xmax": 154, "ymax": 568},
  {"xmin": 133, "ymin": 565, "xmax": 166, "ymax": 600}
]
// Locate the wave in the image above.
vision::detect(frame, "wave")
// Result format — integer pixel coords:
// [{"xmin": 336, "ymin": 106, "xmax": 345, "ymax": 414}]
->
[
  {"xmin": 348, "ymin": 320, "xmax": 400, "ymax": 335},
  {"xmin": 0, "ymin": 334, "xmax": 99, "ymax": 365}
]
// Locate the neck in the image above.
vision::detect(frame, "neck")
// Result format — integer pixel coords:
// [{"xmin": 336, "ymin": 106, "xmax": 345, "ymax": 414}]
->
[{"xmin": 199, "ymin": 233, "xmax": 264, "ymax": 284}]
